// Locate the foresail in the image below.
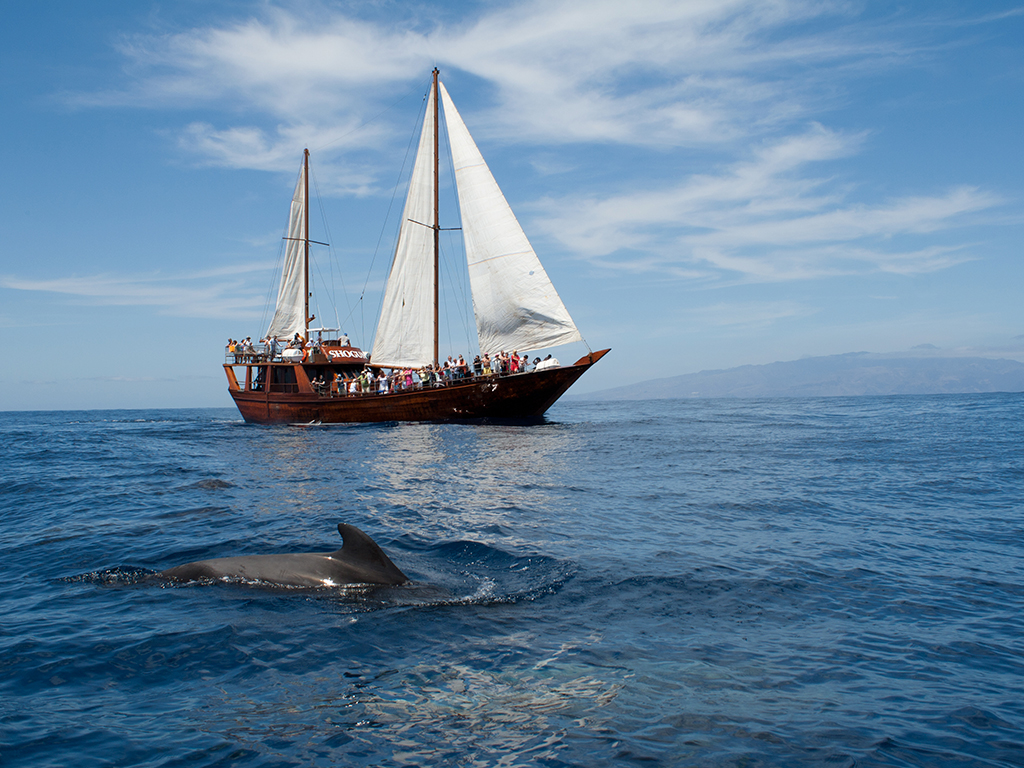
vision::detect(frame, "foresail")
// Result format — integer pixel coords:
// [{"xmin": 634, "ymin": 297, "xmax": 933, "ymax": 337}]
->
[
  {"xmin": 439, "ymin": 82, "xmax": 582, "ymax": 355},
  {"xmin": 370, "ymin": 87, "xmax": 437, "ymax": 369},
  {"xmin": 266, "ymin": 163, "xmax": 307, "ymax": 340}
]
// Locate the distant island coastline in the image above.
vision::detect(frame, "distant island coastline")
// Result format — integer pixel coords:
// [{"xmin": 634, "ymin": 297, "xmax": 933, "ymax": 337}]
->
[{"xmin": 577, "ymin": 352, "xmax": 1024, "ymax": 400}]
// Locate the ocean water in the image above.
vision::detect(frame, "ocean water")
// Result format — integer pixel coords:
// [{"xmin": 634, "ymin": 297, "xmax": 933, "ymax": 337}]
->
[{"xmin": 1, "ymin": 395, "xmax": 1023, "ymax": 767}]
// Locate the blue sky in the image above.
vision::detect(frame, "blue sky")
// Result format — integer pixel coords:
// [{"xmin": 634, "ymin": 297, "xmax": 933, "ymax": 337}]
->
[{"xmin": 1, "ymin": 0, "xmax": 1022, "ymax": 410}]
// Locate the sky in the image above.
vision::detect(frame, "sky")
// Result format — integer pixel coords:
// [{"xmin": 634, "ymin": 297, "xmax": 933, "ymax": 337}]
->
[{"xmin": 1, "ymin": 0, "xmax": 1022, "ymax": 410}]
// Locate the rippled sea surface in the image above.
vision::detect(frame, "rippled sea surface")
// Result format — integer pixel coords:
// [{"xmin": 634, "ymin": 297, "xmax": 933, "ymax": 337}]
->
[{"xmin": 2, "ymin": 395, "xmax": 1023, "ymax": 767}]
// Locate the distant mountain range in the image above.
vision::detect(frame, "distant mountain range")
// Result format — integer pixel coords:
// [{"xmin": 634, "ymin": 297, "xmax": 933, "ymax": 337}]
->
[{"xmin": 579, "ymin": 353, "xmax": 1024, "ymax": 400}]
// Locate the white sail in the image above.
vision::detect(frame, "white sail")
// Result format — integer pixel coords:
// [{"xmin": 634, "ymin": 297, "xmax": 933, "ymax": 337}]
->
[
  {"xmin": 266, "ymin": 162, "xmax": 307, "ymax": 340},
  {"xmin": 370, "ymin": 87, "xmax": 438, "ymax": 368},
  {"xmin": 439, "ymin": 81, "xmax": 582, "ymax": 355}
]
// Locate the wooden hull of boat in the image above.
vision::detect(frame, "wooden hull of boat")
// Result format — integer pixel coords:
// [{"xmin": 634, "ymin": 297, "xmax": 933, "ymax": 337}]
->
[{"xmin": 227, "ymin": 349, "xmax": 609, "ymax": 425}]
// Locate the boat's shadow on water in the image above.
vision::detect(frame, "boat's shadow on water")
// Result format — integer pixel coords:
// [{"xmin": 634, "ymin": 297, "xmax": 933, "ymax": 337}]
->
[{"xmin": 66, "ymin": 539, "xmax": 576, "ymax": 612}]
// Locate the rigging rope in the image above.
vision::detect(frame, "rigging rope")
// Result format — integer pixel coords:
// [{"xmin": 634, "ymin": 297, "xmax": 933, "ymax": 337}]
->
[
  {"xmin": 364, "ymin": 82, "xmax": 432, "ymax": 349},
  {"xmin": 310, "ymin": 80, "xmax": 426, "ymax": 154}
]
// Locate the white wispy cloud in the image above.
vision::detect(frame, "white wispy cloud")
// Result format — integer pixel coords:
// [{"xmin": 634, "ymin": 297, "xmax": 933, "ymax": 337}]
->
[
  {"xmin": 0, "ymin": 262, "xmax": 276, "ymax": 319},
  {"xmin": 175, "ymin": 121, "xmax": 387, "ymax": 192},
  {"xmin": 533, "ymin": 126, "xmax": 1001, "ymax": 281},
  {"xmin": 435, "ymin": 0, "xmax": 875, "ymax": 145},
  {"xmin": 60, "ymin": 0, "xmax": 1011, "ymax": 285},
  {"xmin": 71, "ymin": 0, "xmax": 886, "ymax": 159}
]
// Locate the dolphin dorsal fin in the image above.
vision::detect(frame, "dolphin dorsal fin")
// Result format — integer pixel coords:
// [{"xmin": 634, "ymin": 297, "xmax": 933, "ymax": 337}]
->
[{"xmin": 335, "ymin": 523, "xmax": 408, "ymax": 582}]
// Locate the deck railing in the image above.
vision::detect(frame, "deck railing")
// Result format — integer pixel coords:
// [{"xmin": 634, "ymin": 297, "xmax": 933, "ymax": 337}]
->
[
  {"xmin": 225, "ymin": 344, "xmax": 273, "ymax": 364},
  {"xmin": 227, "ymin": 347, "xmax": 553, "ymax": 397},
  {"xmin": 308, "ymin": 368, "xmax": 548, "ymax": 398}
]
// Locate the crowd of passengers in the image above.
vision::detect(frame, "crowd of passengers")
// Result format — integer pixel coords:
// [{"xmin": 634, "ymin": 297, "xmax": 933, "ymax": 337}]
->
[
  {"xmin": 228, "ymin": 335, "xmax": 558, "ymax": 396},
  {"xmin": 226, "ymin": 333, "xmax": 345, "ymax": 363},
  {"xmin": 308, "ymin": 350, "xmax": 557, "ymax": 397}
]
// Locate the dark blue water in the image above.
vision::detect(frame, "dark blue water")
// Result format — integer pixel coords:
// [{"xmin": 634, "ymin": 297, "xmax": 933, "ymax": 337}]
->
[{"xmin": 2, "ymin": 395, "xmax": 1023, "ymax": 767}]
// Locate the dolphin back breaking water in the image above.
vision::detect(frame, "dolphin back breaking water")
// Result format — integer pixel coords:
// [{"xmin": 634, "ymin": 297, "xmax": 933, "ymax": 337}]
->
[{"xmin": 156, "ymin": 522, "xmax": 409, "ymax": 587}]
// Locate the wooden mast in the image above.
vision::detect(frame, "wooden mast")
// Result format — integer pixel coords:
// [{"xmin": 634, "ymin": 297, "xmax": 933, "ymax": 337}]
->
[
  {"xmin": 432, "ymin": 68, "xmax": 440, "ymax": 367},
  {"xmin": 303, "ymin": 147, "xmax": 310, "ymax": 342}
]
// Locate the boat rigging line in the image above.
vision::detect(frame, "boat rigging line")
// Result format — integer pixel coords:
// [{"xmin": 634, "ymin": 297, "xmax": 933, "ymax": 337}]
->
[
  {"xmin": 309, "ymin": 77, "xmax": 429, "ymax": 155},
  {"xmin": 366, "ymin": 85, "xmax": 431, "ymax": 347}
]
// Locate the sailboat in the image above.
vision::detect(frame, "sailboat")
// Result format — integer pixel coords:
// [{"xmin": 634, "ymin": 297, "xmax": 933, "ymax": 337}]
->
[{"xmin": 224, "ymin": 70, "xmax": 609, "ymax": 424}]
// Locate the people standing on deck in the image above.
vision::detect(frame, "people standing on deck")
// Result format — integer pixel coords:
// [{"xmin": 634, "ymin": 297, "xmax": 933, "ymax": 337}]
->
[
  {"xmin": 258, "ymin": 337, "xmax": 271, "ymax": 361},
  {"xmin": 308, "ymin": 346, "xmax": 556, "ymax": 400}
]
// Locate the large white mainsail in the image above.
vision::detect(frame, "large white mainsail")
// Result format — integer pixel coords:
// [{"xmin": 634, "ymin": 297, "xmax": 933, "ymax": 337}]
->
[
  {"xmin": 370, "ymin": 87, "xmax": 438, "ymax": 369},
  {"xmin": 266, "ymin": 161, "xmax": 307, "ymax": 340},
  {"xmin": 439, "ymin": 81, "xmax": 582, "ymax": 355}
]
